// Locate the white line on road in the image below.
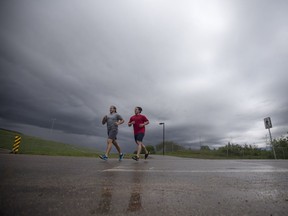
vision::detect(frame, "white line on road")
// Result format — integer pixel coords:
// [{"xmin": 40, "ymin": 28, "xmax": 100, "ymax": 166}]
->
[{"xmin": 103, "ymin": 168, "xmax": 288, "ymax": 173}]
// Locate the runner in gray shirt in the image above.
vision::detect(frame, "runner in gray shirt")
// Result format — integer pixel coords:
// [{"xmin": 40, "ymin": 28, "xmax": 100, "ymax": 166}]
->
[{"xmin": 99, "ymin": 105, "xmax": 124, "ymax": 161}]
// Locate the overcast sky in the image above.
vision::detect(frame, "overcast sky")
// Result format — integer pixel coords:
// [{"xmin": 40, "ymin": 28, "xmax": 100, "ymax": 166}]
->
[{"xmin": 1, "ymin": 0, "xmax": 288, "ymax": 153}]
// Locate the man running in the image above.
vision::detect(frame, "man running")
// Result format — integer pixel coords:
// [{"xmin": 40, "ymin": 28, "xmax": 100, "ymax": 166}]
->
[
  {"xmin": 128, "ymin": 107, "xmax": 149, "ymax": 161},
  {"xmin": 99, "ymin": 105, "xmax": 124, "ymax": 161}
]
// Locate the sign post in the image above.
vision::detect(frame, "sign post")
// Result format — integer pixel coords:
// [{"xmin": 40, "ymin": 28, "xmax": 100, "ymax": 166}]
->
[
  {"xmin": 11, "ymin": 135, "xmax": 21, "ymax": 154},
  {"xmin": 264, "ymin": 117, "xmax": 276, "ymax": 159}
]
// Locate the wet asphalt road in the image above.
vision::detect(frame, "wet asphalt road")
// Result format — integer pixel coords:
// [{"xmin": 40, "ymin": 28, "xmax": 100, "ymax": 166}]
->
[{"xmin": 0, "ymin": 154, "xmax": 288, "ymax": 216}]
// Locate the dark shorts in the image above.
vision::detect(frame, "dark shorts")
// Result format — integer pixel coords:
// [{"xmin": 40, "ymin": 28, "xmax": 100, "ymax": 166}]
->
[
  {"xmin": 134, "ymin": 133, "xmax": 145, "ymax": 143},
  {"xmin": 108, "ymin": 129, "xmax": 118, "ymax": 140}
]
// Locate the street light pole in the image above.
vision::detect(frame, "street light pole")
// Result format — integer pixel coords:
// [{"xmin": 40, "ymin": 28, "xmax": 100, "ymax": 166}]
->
[{"xmin": 159, "ymin": 122, "xmax": 165, "ymax": 155}]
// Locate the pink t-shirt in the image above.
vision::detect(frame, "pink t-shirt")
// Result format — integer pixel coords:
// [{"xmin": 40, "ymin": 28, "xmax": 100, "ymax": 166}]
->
[{"xmin": 129, "ymin": 114, "xmax": 149, "ymax": 134}]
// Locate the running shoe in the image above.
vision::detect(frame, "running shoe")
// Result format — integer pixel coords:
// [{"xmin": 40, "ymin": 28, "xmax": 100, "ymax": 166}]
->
[
  {"xmin": 132, "ymin": 155, "xmax": 139, "ymax": 161},
  {"xmin": 119, "ymin": 153, "xmax": 124, "ymax": 161},
  {"xmin": 145, "ymin": 152, "xmax": 150, "ymax": 159},
  {"xmin": 99, "ymin": 154, "xmax": 108, "ymax": 161}
]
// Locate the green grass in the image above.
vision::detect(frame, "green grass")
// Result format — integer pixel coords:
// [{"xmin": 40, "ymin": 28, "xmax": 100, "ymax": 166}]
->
[
  {"xmin": 0, "ymin": 128, "xmax": 101, "ymax": 157},
  {"xmin": 0, "ymin": 128, "xmax": 139, "ymax": 159}
]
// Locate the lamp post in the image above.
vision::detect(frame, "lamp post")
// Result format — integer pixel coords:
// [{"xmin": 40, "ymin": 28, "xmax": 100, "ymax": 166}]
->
[{"xmin": 159, "ymin": 122, "xmax": 165, "ymax": 155}]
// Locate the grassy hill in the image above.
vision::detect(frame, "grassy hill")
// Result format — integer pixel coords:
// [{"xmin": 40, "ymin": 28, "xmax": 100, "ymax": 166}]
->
[
  {"xmin": 0, "ymin": 128, "xmax": 100, "ymax": 157},
  {"xmin": 1, "ymin": 128, "xmax": 278, "ymax": 159}
]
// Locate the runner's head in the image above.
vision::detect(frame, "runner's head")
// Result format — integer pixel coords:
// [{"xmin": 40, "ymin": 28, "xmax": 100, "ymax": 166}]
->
[
  {"xmin": 110, "ymin": 105, "xmax": 117, "ymax": 113},
  {"xmin": 135, "ymin": 106, "xmax": 142, "ymax": 114}
]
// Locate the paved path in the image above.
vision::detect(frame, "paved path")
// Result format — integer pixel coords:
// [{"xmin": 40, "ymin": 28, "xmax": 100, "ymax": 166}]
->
[{"xmin": 0, "ymin": 154, "xmax": 287, "ymax": 216}]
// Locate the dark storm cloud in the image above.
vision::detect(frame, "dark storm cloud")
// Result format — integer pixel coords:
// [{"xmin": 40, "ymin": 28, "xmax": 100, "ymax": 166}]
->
[{"xmin": 1, "ymin": 0, "xmax": 287, "ymax": 151}]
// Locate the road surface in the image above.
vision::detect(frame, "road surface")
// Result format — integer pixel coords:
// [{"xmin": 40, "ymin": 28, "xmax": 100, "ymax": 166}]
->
[{"xmin": 1, "ymin": 154, "xmax": 287, "ymax": 215}]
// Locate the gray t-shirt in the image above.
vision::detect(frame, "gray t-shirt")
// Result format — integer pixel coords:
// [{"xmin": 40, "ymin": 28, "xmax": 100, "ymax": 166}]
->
[{"xmin": 107, "ymin": 113, "xmax": 123, "ymax": 130}]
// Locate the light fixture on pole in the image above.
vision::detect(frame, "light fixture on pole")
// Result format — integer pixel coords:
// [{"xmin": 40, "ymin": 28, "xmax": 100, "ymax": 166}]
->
[{"xmin": 159, "ymin": 122, "xmax": 165, "ymax": 156}]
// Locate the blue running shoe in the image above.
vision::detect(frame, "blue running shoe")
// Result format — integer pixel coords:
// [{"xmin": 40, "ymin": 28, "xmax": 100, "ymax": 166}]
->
[
  {"xmin": 99, "ymin": 154, "xmax": 108, "ymax": 160},
  {"xmin": 119, "ymin": 153, "xmax": 124, "ymax": 161}
]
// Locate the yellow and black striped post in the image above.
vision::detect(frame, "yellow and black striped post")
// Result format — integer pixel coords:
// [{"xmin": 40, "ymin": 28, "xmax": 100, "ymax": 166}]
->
[{"xmin": 11, "ymin": 135, "xmax": 21, "ymax": 154}]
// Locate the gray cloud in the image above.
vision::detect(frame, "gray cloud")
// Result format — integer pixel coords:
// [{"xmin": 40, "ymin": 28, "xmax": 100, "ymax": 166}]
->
[{"xmin": 1, "ymin": 0, "xmax": 288, "ymax": 152}]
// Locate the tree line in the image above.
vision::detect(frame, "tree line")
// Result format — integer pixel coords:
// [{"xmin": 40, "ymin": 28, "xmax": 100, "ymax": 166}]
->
[{"xmin": 148, "ymin": 135, "xmax": 288, "ymax": 159}]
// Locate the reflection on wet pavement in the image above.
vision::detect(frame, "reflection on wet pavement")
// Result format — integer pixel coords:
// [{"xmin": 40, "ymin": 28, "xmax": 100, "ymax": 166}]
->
[
  {"xmin": 97, "ymin": 175, "xmax": 113, "ymax": 214},
  {"xmin": 97, "ymin": 163, "xmax": 144, "ymax": 214},
  {"xmin": 127, "ymin": 170, "xmax": 143, "ymax": 212}
]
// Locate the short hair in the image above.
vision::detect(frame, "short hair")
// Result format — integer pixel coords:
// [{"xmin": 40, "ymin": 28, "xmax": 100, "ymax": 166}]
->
[{"xmin": 136, "ymin": 106, "xmax": 142, "ymax": 113}]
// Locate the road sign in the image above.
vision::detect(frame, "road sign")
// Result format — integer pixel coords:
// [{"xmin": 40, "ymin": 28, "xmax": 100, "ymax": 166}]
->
[
  {"xmin": 264, "ymin": 117, "xmax": 276, "ymax": 159},
  {"xmin": 11, "ymin": 135, "xmax": 21, "ymax": 154},
  {"xmin": 264, "ymin": 117, "xmax": 272, "ymax": 129}
]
